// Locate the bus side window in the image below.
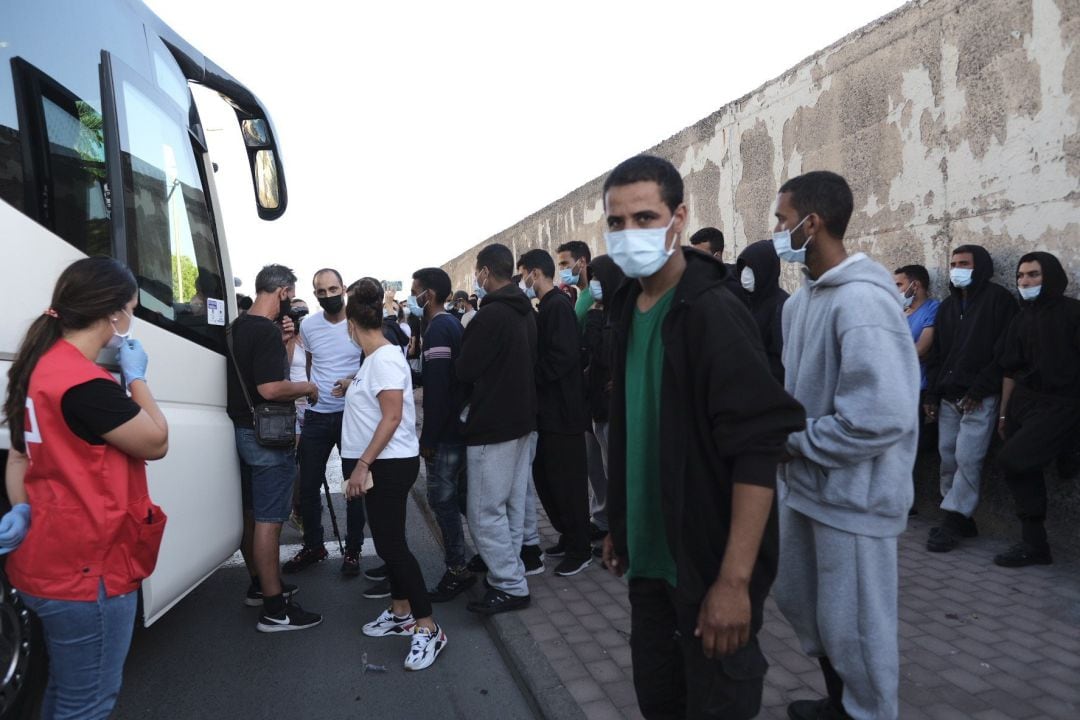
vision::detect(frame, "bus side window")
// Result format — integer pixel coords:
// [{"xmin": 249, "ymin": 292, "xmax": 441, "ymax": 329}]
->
[
  {"xmin": 110, "ymin": 59, "xmax": 226, "ymax": 352},
  {"xmin": 10, "ymin": 59, "xmax": 110, "ymax": 256}
]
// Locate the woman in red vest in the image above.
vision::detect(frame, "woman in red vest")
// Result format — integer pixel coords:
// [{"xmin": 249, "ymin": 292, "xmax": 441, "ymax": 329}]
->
[{"xmin": 1, "ymin": 257, "xmax": 169, "ymax": 720}]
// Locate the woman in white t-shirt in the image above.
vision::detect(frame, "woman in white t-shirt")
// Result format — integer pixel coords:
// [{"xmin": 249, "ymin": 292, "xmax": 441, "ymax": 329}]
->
[{"xmin": 341, "ymin": 278, "xmax": 446, "ymax": 672}]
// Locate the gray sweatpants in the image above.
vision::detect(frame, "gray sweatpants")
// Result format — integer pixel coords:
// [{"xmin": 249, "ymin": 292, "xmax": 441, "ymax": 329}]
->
[
  {"xmin": 587, "ymin": 422, "xmax": 609, "ymax": 531},
  {"xmin": 467, "ymin": 435, "xmax": 532, "ymax": 597},
  {"xmin": 774, "ymin": 504, "xmax": 899, "ymax": 720},
  {"xmin": 524, "ymin": 431, "xmax": 540, "ymax": 547},
  {"xmin": 937, "ymin": 396, "xmax": 998, "ymax": 517}
]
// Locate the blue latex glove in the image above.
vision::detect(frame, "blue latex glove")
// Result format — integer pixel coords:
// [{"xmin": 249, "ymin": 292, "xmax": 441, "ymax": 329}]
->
[
  {"xmin": 119, "ymin": 338, "xmax": 148, "ymax": 385},
  {"xmin": 0, "ymin": 503, "xmax": 31, "ymax": 555}
]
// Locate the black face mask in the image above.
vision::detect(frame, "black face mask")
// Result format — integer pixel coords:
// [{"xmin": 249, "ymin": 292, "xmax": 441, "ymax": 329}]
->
[
  {"xmin": 278, "ymin": 296, "xmax": 292, "ymax": 321},
  {"xmin": 318, "ymin": 294, "xmax": 345, "ymax": 314}
]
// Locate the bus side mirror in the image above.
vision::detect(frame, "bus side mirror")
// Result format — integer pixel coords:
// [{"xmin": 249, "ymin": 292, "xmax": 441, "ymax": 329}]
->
[{"xmin": 238, "ymin": 118, "xmax": 285, "ymax": 219}]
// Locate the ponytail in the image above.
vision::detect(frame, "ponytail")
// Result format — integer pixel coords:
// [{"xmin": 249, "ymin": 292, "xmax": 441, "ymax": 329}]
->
[{"xmin": 4, "ymin": 315, "xmax": 62, "ymax": 453}]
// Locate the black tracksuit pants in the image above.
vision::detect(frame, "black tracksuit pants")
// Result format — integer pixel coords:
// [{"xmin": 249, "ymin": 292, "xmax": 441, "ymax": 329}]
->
[
  {"xmin": 532, "ymin": 431, "xmax": 590, "ymax": 555},
  {"xmin": 999, "ymin": 385, "xmax": 1080, "ymax": 550}
]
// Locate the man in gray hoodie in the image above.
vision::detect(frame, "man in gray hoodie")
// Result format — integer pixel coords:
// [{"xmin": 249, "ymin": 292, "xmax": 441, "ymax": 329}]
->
[{"xmin": 772, "ymin": 171, "xmax": 920, "ymax": 720}]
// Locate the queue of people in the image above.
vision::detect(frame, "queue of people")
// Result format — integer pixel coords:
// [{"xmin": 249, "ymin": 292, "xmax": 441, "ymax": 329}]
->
[{"xmin": 1, "ymin": 152, "xmax": 1077, "ymax": 719}]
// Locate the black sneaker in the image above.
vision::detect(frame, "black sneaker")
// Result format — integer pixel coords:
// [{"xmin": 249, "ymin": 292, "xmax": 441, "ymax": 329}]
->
[
  {"xmin": 521, "ymin": 545, "xmax": 544, "ymax": 576},
  {"xmin": 282, "ymin": 545, "xmax": 328, "ymax": 574},
  {"xmin": 588, "ymin": 522, "xmax": 607, "ymax": 542},
  {"xmin": 244, "ymin": 581, "xmax": 299, "ymax": 607},
  {"xmin": 994, "ymin": 542, "xmax": 1053, "ymax": 568},
  {"xmin": 363, "ymin": 563, "xmax": 389, "ymax": 581},
  {"xmin": 554, "ymin": 553, "xmax": 592, "ymax": 577},
  {"xmin": 926, "ymin": 525, "xmax": 959, "ymax": 553},
  {"xmin": 428, "ymin": 568, "xmax": 477, "ymax": 603},
  {"xmin": 466, "ymin": 554, "xmax": 488, "ymax": 573},
  {"xmin": 466, "ymin": 588, "xmax": 530, "ymax": 615},
  {"xmin": 788, "ymin": 698, "xmax": 852, "ymax": 720},
  {"xmin": 256, "ymin": 602, "xmax": 323, "ymax": 633},
  {"xmin": 363, "ymin": 579, "xmax": 392, "ymax": 599},
  {"xmin": 341, "ymin": 549, "xmax": 361, "ymax": 577},
  {"xmin": 544, "ymin": 539, "xmax": 567, "ymax": 558}
]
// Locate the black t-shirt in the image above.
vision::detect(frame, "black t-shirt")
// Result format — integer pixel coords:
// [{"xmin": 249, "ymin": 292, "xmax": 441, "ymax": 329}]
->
[
  {"xmin": 227, "ymin": 314, "xmax": 291, "ymax": 427},
  {"xmin": 60, "ymin": 379, "xmax": 142, "ymax": 445}
]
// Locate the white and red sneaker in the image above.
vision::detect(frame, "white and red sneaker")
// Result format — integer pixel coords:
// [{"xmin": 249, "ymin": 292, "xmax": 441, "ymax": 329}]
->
[
  {"xmin": 405, "ymin": 623, "xmax": 447, "ymax": 671},
  {"xmin": 362, "ymin": 608, "xmax": 416, "ymax": 637}
]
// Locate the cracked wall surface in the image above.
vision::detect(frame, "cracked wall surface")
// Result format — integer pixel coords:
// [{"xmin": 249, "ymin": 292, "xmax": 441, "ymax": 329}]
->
[{"xmin": 443, "ymin": 0, "xmax": 1080, "ymax": 298}]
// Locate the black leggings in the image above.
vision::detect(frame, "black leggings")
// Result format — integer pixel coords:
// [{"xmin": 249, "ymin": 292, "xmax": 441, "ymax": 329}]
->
[{"xmin": 342, "ymin": 456, "xmax": 429, "ymax": 619}]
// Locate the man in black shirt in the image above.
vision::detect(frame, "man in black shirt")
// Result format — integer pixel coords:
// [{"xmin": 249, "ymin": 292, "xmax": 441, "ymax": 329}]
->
[
  {"xmin": 519, "ymin": 249, "xmax": 593, "ymax": 577},
  {"xmin": 227, "ymin": 264, "xmax": 323, "ymax": 632}
]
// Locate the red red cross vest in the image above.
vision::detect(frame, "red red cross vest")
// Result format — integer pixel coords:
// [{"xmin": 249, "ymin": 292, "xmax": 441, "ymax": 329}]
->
[{"xmin": 7, "ymin": 340, "xmax": 167, "ymax": 601}]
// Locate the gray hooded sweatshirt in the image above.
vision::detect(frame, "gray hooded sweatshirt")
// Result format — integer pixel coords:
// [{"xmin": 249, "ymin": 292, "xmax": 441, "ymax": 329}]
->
[{"xmin": 780, "ymin": 253, "xmax": 920, "ymax": 538}]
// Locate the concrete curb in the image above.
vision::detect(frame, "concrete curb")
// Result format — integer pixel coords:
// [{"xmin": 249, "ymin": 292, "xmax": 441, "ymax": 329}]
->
[{"xmin": 409, "ymin": 482, "xmax": 587, "ymax": 720}]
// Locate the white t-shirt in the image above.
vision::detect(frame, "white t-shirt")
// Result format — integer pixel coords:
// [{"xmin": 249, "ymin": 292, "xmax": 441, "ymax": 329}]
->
[
  {"xmin": 461, "ymin": 309, "xmax": 477, "ymax": 328},
  {"xmin": 341, "ymin": 344, "xmax": 419, "ymax": 460},
  {"xmin": 299, "ymin": 310, "xmax": 361, "ymax": 414},
  {"xmin": 289, "ymin": 340, "xmax": 309, "ymax": 428}
]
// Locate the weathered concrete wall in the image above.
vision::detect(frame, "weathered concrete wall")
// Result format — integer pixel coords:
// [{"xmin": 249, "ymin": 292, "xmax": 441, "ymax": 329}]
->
[
  {"xmin": 443, "ymin": 0, "xmax": 1080, "ymax": 553},
  {"xmin": 444, "ymin": 0, "xmax": 1080, "ymax": 299}
]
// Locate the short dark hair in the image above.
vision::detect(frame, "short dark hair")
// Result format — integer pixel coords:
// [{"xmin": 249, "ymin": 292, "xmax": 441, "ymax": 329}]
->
[
  {"xmin": 312, "ymin": 268, "xmax": 343, "ymax": 286},
  {"xmin": 603, "ymin": 155, "xmax": 683, "ymax": 213},
  {"xmin": 412, "ymin": 267, "xmax": 451, "ymax": 303},
  {"xmin": 894, "ymin": 264, "xmax": 930, "ymax": 290},
  {"xmin": 556, "ymin": 241, "xmax": 591, "ymax": 263},
  {"xmin": 476, "ymin": 243, "xmax": 514, "ymax": 280},
  {"xmin": 237, "ymin": 294, "xmax": 253, "ymax": 311},
  {"xmin": 689, "ymin": 227, "xmax": 724, "ymax": 255},
  {"xmin": 255, "ymin": 264, "xmax": 297, "ymax": 294},
  {"xmin": 778, "ymin": 171, "xmax": 854, "ymax": 239},
  {"xmin": 519, "ymin": 249, "xmax": 555, "ymax": 279}
]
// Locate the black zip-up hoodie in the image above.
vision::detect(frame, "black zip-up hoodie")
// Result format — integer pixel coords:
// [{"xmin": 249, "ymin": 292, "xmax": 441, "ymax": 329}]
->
[
  {"xmin": 737, "ymin": 239, "xmax": 789, "ymax": 383},
  {"xmin": 607, "ymin": 249, "xmax": 805, "ymax": 634},
  {"xmin": 583, "ymin": 255, "xmax": 625, "ymax": 422},
  {"xmin": 455, "ymin": 282, "xmax": 537, "ymax": 445},
  {"xmin": 996, "ymin": 252, "xmax": 1080, "ymax": 398},
  {"xmin": 536, "ymin": 287, "xmax": 590, "ymax": 434},
  {"xmin": 925, "ymin": 245, "xmax": 1017, "ymax": 403}
]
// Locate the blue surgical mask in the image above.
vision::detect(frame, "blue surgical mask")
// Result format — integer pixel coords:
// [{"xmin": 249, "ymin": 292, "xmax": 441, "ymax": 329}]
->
[
  {"xmin": 950, "ymin": 268, "xmax": 974, "ymax": 288},
  {"xmin": 407, "ymin": 291, "xmax": 426, "ymax": 316},
  {"xmin": 772, "ymin": 216, "xmax": 811, "ymax": 264},
  {"xmin": 474, "ymin": 271, "xmax": 487, "ymax": 300},
  {"xmin": 106, "ymin": 310, "xmax": 134, "ymax": 350},
  {"xmin": 559, "ymin": 264, "xmax": 580, "ymax": 287},
  {"xmin": 588, "ymin": 279, "xmax": 603, "ymax": 302},
  {"xmin": 518, "ymin": 277, "xmax": 536, "ymax": 300},
  {"xmin": 1018, "ymin": 284, "xmax": 1042, "ymax": 301},
  {"xmin": 604, "ymin": 215, "xmax": 678, "ymax": 279}
]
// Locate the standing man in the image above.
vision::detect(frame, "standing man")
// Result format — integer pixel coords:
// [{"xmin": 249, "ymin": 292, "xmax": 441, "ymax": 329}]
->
[
  {"xmin": 520, "ymin": 249, "xmax": 593, "ymax": 576},
  {"xmin": 736, "ymin": 239, "xmax": 789, "ymax": 383},
  {"xmin": 923, "ymin": 246, "xmax": 1016, "ymax": 552},
  {"xmin": 600, "ymin": 155, "xmax": 805, "ymax": 719},
  {"xmin": 994, "ymin": 252, "xmax": 1080, "ymax": 567},
  {"xmin": 772, "ymin": 171, "xmax": 919, "ymax": 720},
  {"xmin": 457, "ymin": 243, "xmax": 538, "ymax": 615},
  {"xmin": 689, "ymin": 226, "xmax": 742, "ymax": 296},
  {"xmin": 227, "ymin": 264, "xmax": 322, "ymax": 631},
  {"xmin": 286, "ymin": 269, "xmax": 366, "ymax": 576},
  {"xmin": 556, "ymin": 241, "xmax": 594, "ymax": 325},
  {"xmin": 409, "ymin": 267, "xmax": 476, "ymax": 600}
]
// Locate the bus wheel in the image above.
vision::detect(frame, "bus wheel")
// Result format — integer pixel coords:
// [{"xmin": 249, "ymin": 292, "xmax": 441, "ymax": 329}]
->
[{"xmin": 0, "ymin": 569, "xmax": 47, "ymax": 720}]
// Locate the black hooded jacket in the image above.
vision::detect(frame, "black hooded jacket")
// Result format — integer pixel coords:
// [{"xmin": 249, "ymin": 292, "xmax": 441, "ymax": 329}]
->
[
  {"xmin": 607, "ymin": 249, "xmax": 805, "ymax": 631},
  {"xmin": 583, "ymin": 256, "xmax": 625, "ymax": 423},
  {"xmin": 925, "ymin": 245, "xmax": 1017, "ymax": 403},
  {"xmin": 455, "ymin": 282, "xmax": 538, "ymax": 445},
  {"xmin": 535, "ymin": 287, "xmax": 590, "ymax": 434},
  {"xmin": 996, "ymin": 252, "xmax": 1080, "ymax": 398},
  {"xmin": 737, "ymin": 240, "xmax": 789, "ymax": 383}
]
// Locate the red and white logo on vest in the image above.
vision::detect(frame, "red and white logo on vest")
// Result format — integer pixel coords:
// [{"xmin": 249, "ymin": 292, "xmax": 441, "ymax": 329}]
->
[{"xmin": 23, "ymin": 398, "xmax": 42, "ymax": 457}]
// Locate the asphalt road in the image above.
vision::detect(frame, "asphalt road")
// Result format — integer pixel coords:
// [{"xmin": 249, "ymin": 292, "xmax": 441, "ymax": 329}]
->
[{"xmin": 113, "ymin": 453, "xmax": 536, "ymax": 720}]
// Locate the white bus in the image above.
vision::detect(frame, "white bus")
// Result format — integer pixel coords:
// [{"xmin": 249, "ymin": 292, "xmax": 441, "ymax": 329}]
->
[{"xmin": 0, "ymin": 1, "xmax": 287, "ymax": 715}]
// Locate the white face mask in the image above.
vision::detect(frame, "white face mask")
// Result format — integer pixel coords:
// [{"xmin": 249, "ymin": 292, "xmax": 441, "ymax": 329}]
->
[
  {"xmin": 1018, "ymin": 284, "xmax": 1042, "ymax": 301},
  {"xmin": 588, "ymin": 279, "xmax": 603, "ymax": 302},
  {"xmin": 772, "ymin": 215, "xmax": 811, "ymax": 264},
  {"xmin": 740, "ymin": 267, "xmax": 756, "ymax": 293},
  {"xmin": 604, "ymin": 214, "xmax": 678, "ymax": 279},
  {"xmin": 901, "ymin": 283, "xmax": 915, "ymax": 310},
  {"xmin": 950, "ymin": 268, "xmax": 974, "ymax": 288},
  {"xmin": 106, "ymin": 310, "xmax": 135, "ymax": 350}
]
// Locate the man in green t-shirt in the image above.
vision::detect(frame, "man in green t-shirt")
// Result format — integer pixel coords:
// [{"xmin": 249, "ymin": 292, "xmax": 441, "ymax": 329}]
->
[{"xmin": 601, "ymin": 155, "xmax": 805, "ymax": 720}]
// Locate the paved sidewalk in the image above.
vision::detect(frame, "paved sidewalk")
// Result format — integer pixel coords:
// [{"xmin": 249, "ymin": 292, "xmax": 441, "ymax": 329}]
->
[{"xmin": 502, "ymin": 510, "xmax": 1079, "ymax": 720}]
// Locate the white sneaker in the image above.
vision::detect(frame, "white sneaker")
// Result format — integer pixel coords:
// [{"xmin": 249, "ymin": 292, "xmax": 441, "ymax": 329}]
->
[
  {"xmin": 363, "ymin": 608, "xmax": 416, "ymax": 637},
  {"xmin": 405, "ymin": 624, "xmax": 447, "ymax": 671}
]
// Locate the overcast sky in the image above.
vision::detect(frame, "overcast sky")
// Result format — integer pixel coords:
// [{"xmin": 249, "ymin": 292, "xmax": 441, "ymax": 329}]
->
[{"xmin": 144, "ymin": 0, "xmax": 905, "ymax": 304}]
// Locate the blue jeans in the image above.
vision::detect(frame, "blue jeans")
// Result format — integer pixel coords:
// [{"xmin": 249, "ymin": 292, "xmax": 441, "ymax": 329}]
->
[
  {"xmin": 298, "ymin": 410, "xmax": 366, "ymax": 551},
  {"xmin": 19, "ymin": 582, "xmax": 138, "ymax": 720},
  {"xmin": 235, "ymin": 427, "xmax": 296, "ymax": 523},
  {"xmin": 425, "ymin": 442, "xmax": 467, "ymax": 569}
]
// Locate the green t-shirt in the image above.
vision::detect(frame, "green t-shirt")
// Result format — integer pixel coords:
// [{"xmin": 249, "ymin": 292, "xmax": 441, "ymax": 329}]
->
[
  {"xmin": 574, "ymin": 285, "xmax": 593, "ymax": 327},
  {"xmin": 624, "ymin": 287, "xmax": 677, "ymax": 585}
]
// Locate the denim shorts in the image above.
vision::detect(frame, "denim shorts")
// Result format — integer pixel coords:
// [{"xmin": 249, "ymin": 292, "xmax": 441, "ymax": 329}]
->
[{"xmin": 235, "ymin": 427, "xmax": 296, "ymax": 523}]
